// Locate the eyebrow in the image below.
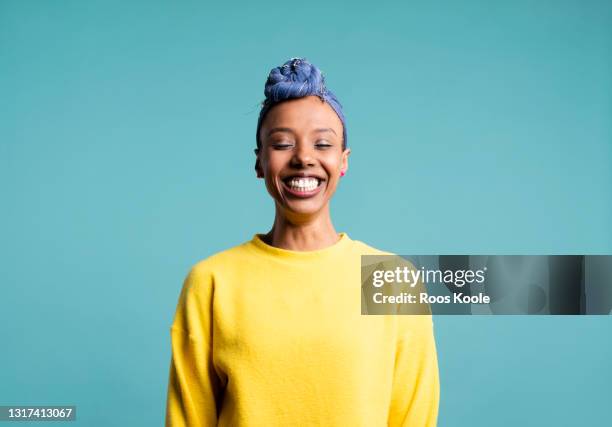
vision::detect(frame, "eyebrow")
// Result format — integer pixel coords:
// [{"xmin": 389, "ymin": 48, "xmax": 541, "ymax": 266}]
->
[
  {"xmin": 266, "ymin": 127, "xmax": 337, "ymax": 137},
  {"xmin": 267, "ymin": 127, "xmax": 294, "ymax": 137},
  {"xmin": 313, "ymin": 128, "xmax": 337, "ymax": 135}
]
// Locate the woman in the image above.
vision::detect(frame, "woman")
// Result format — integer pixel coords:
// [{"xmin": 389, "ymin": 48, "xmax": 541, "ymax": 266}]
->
[{"xmin": 165, "ymin": 57, "xmax": 440, "ymax": 426}]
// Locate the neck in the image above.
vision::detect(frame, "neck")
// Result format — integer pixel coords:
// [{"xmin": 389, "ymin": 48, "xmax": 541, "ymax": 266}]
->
[{"xmin": 263, "ymin": 205, "xmax": 340, "ymax": 251}]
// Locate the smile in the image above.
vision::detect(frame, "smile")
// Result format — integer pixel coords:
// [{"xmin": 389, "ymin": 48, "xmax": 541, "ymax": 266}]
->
[{"xmin": 281, "ymin": 176, "xmax": 325, "ymax": 198}]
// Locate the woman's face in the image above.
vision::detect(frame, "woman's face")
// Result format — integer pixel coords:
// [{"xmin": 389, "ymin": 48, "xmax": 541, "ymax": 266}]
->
[{"xmin": 256, "ymin": 96, "xmax": 350, "ymax": 218}]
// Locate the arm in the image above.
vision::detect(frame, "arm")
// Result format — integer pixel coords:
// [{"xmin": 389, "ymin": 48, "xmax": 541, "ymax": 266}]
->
[
  {"xmin": 165, "ymin": 265, "xmax": 224, "ymax": 427},
  {"xmin": 388, "ymin": 315, "xmax": 440, "ymax": 427}
]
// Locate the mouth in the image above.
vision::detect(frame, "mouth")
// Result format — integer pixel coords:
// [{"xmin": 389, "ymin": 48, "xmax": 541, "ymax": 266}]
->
[{"xmin": 281, "ymin": 175, "xmax": 325, "ymax": 198}]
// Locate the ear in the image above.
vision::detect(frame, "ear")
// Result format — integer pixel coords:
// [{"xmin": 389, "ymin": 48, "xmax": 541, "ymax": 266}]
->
[
  {"xmin": 340, "ymin": 147, "xmax": 351, "ymax": 175},
  {"xmin": 254, "ymin": 148, "xmax": 264, "ymax": 178}
]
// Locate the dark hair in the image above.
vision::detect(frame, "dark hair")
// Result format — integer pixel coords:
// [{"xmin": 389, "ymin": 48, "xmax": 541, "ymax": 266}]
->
[{"xmin": 255, "ymin": 57, "xmax": 347, "ymax": 150}]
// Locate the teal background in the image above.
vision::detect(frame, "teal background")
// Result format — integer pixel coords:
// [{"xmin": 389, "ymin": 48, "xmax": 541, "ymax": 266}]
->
[{"xmin": 1, "ymin": 0, "xmax": 611, "ymax": 425}]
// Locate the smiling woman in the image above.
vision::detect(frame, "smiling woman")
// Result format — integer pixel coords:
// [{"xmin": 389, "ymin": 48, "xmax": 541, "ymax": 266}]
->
[{"xmin": 164, "ymin": 58, "xmax": 440, "ymax": 427}]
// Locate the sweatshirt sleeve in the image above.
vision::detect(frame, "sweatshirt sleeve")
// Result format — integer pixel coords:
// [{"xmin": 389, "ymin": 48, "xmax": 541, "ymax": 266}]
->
[
  {"xmin": 388, "ymin": 315, "xmax": 440, "ymax": 427},
  {"xmin": 165, "ymin": 265, "xmax": 225, "ymax": 427}
]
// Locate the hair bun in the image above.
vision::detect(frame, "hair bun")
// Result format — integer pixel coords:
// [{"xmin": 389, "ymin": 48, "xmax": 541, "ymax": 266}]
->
[{"xmin": 263, "ymin": 57, "xmax": 325, "ymax": 102}]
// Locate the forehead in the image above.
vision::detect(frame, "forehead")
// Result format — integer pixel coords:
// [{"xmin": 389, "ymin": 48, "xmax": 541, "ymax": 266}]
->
[{"xmin": 261, "ymin": 96, "xmax": 343, "ymax": 135}]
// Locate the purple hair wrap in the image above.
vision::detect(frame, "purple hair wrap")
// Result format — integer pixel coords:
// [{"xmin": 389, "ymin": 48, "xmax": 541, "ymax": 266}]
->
[{"xmin": 256, "ymin": 57, "xmax": 347, "ymax": 149}]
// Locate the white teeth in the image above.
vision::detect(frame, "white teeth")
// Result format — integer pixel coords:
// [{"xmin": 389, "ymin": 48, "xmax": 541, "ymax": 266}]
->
[{"xmin": 287, "ymin": 177, "xmax": 320, "ymax": 192}]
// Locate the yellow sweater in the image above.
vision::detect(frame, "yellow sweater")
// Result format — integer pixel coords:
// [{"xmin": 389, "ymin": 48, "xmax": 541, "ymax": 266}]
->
[{"xmin": 165, "ymin": 233, "xmax": 439, "ymax": 426}]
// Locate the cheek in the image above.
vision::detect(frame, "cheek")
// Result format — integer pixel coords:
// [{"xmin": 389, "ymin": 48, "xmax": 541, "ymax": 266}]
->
[
  {"xmin": 261, "ymin": 157, "xmax": 285, "ymax": 192},
  {"xmin": 261, "ymin": 154, "xmax": 282, "ymax": 176},
  {"xmin": 322, "ymin": 155, "xmax": 344, "ymax": 177}
]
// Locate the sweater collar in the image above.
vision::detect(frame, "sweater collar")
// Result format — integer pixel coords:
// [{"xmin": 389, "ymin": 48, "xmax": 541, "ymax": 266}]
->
[{"xmin": 249, "ymin": 232, "xmax": 352, "ymax": 261}]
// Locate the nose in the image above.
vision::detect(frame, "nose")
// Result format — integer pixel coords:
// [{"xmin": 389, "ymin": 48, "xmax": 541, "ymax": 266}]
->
[{"xmin": 290, "ymin": 143, "xmax": 316, "ymax": 168}]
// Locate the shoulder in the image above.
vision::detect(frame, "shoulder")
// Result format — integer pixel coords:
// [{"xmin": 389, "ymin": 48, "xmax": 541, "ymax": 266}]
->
[
  {"xmin": 350, "ymin": 238, "xmax": 421, "ymax": 269},
  {"xmin": 194, "ymin": 240, "xmax": 251, "ymax": 270},
  {"xmin": 172, "ymin": 243, "xmax": 253, "ymax": 335},
  {"xmin": 349, "ymin": 238, "xmax": 394, "ymax": 256},
  {"xmin": 181, "ymin": 239, "xmax": 254, "ymax": 291},
  {"xmin": 350, "ymin": 239, "xmax": 434, "ymax": 330}
]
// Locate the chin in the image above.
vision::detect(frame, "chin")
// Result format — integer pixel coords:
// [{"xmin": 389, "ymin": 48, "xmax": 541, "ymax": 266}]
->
[{"xmin": 283, "ymin": 200, "xmax": 326, "ymax": 216}]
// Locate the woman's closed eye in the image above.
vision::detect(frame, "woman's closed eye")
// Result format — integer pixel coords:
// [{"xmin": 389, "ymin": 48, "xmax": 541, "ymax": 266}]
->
[
  {"xmin": 271, "ymin": 142, "xmax": 294, "ymax": 150},
  {"xmin": 315, "ymin": 141, "xmax": 333, "ymax": 149}
]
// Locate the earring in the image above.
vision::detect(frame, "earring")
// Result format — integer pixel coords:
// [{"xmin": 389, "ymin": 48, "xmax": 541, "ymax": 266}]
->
[{"xmin": 340, "ymin": 170, "xmax": 345, "ymax": 177}]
